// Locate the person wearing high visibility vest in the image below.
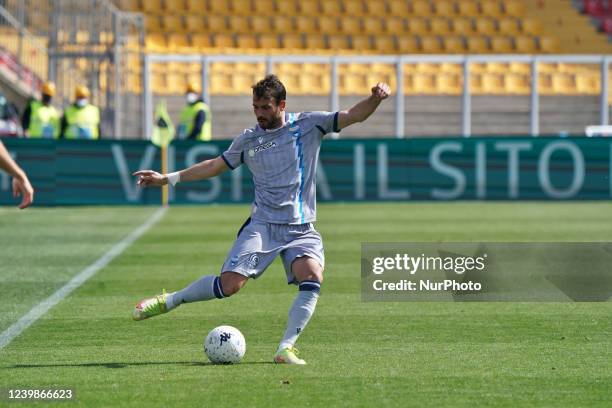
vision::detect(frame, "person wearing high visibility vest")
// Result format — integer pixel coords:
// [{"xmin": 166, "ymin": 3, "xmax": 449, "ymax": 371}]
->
[
  {"xmin": 60, "ymin": 85, "xmax": 101, "ymax": 139},
  {"xmin": 22, "ymin": 81, "xmax": 60, "ymax": 139},
  {"xmin": 177, "ymin": 83, "xmax": 211, "ymax": 141}
]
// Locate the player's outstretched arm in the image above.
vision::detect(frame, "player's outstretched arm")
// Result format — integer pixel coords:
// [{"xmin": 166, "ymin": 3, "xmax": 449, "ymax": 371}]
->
[
  {"xmin": 133, "ymin": 155, "xmax": 229, "ymax": 188},
  {"xmin": 0, "ymin": 140, "xmax": 34, "ymax": 209},
  {"xmin": 337, "ymin": 82, "xmax": 391, "ymax": 130}
]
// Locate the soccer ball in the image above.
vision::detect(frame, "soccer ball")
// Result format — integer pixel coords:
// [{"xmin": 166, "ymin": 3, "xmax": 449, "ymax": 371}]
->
[{"xmin": 204, "ymin": 325, "xmax": 246, "ymax": 364}]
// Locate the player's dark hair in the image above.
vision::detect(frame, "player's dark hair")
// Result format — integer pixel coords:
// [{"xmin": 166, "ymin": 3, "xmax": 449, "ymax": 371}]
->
[{"xmin": 252, "ymin": 74, "xmax": 286, "ymax": 105}]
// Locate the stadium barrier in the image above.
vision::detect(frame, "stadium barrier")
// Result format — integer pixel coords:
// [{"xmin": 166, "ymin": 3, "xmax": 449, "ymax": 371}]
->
[{"xmin": 0, "ymin": 136, "xmax": 610, "ymax": 205}]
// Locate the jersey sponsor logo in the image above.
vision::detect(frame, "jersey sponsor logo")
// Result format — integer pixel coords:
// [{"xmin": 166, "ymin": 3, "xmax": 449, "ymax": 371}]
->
[
  {"xmin": 247, "ymin": 253, "xmax": 260, "ymax": 268},
  {"xmin": 253, "ymin": 141, "xmax": 277, "ymax": 155},
  {"xmin": 258, "ymin": 136, "xmax": 263, "ymax": 143},
  {"xmin": 230, "ymin": 255, "xmax": 239, "ymax": 267}
]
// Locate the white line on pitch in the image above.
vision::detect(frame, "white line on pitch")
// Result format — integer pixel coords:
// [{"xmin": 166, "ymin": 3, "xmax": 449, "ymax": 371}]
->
[{"xmin": 0, "ymin": 207, "xmax": 167, "ymax": 351}]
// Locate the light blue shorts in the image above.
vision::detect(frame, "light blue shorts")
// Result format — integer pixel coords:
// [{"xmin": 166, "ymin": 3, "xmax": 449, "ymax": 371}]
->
[{"xmin": 221, "ymin": 218, "xmax": 325, "ymax": 285}]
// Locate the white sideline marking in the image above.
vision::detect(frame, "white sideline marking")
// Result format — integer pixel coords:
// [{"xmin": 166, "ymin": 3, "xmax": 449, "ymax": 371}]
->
[{"xmin": 0, "ymin": 207, "xmax": 167, "ymax": 350}]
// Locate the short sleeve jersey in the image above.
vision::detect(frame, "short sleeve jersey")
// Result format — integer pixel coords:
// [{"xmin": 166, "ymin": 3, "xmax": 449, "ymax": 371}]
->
[{"xmin": 222, "ymin": 111, "xmax": 340, "ymax": 225}]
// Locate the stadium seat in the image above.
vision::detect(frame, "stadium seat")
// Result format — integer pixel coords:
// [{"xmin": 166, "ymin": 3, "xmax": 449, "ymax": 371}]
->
[
  {"xmin": 363, "ymin": 17, "xmax": 385, "ymax": 34},
  {"xmin": 319, "ymin": 16, "xmax": 342, "ymax": 35},
  {"xmin": 481, "ymin": 1, "xmax": 504, "ymax": 18},
  {"xmin": 299, "ymin": 0, "xmax": 320, "ymax": 16},
  {"xmin": 236, "ymin": 34, "xmax": 257, "ymax": 49},
  {"xmin": 486, "ymin": 62, "xmax": 508, "ymax": 74},
  {"xmin": 551, "ymin": 73, "xmax": 576, "ymax": 94},
  {"xmin": 341, "ymin": 17, "xmax": 362, "ymax": 34},
  {"xmin": 522, "ymin": 18, "xmax": 542, "ymax": 35},
  {"xmin": 537, "ymin": 73, "xmax": 553, "ymax": 94},
  {"xmin": 192, "ymin": 33, "xmax": 212, "ymax": 50},
  {"xmin": 575, "ymin": 73, "xmax": 600, "ymax": 94},
  {"xmin": 434, "ymin": 0, "xmax": 456, "ymax": 17},
  {"xmin": 397, "ymin": 35, "xmax": 419, "ymax": 53},
  {"xmin": 374, "ymin": 35, "xmax": 396, "ymax": 53},
  {"xmin": 491, "ymin": 36, "xmax": 513, "ymax": 53},
  {"xmin": 505, "ymin": 73, "xmax": 531, "ymax": 94},
  {"xmin": 504, "ymin": 0, "xmax": 526, "ymax": 17},
  {"xmin": 437, "ymin": 73, "xmax": 462, "ymax": 94},
  {"xmin": 273, "ymin": 16, "xmax": 294, "ymax": 33},
  {"xmin": 412, "ymin": 0, "xmax": 434, "ymax": 17},
  {"xmin": 457, "ymin": 0, "xmax": 479, "ymax": 16},
  {"xmin": 443, "ymin": 36, "xmax": 465, "ymax": 53},
  {"xmin": 206, "ymin": 15, "xmax": 229, "ymax": 33},
  {"xmin": 341, "ymin": 72, "xmax": 368, "ymax": 95},
  {"xmin": 509, "ymin": 62, "xmax": 530, "ymax": 75},
  {"xmin": 386, "ymin": 17, "xmax": 407, "ymax": 34},
  {"xmin": 185, "ymin": 15, "xmax": 205, "ymax": 32},
  {"xmin": 514, "ymin": 36, "xmax": 537, "ymax": 53},
  {"xmin": 186, "ymin": 0, "xmax": 207, "ymax": 12},
  {"xmin": 305, "ymin": 34, "xmax": 326, "ymax": 49},
  {"xmin": 116, "ymin": 0, "xmax": 139, "ymax": 10},
  {"xmin": 344, "ymin": 0, "xmax": 366, "ymax": 16},
  {"xmin": 407, "ymin": 18, "xmax": 429, "ymax": 35},
  {"xmin": 276, "ymin": 0, "xmax": 299, "ymax": 15},
  {"xmin": 430, "ymin": 18, "xmax": 452, "ymax": 35},
  {"xmin": 412, "ymin": 73, "xmax": 437, "ymax": 94},
  {"xmin": 421, "ymin": 35, "xmax": 443, "ymax": 53},
  {"xmin": 481, "ymin": 73, "xmax": 505, "ymax": 93},
  {"xmin": 208, "ymin": 1, "xmax": 230, "ymax": 14},
  {"xmin": 352, "ymin": 35, "xmax": 373, "ymax": 51},
  {"xmin": 540, "ymin": 36, "xmax": 560, "ymax": 53},
  {"xmin": 250, "ymin": 16, "xmax": 272, "ymax": 33},
  {"xmin": 253, "ymin": 0, "xmax": 275, "ymax": 14},
  {"xmin": 142, "ymin": 0, "xmax": 163, "ymax": 14},
  {"xmin": 453, "ymin": 18, "xmax": 476, "ymax": 35},
  {"xmin": 228, "ymin": 16, "xmax": 251, "ymax": 34},
  {"xmin": 145, "ymin": 33, "xmax": 166, "ymax": 51},
  {"xmin": 163, "ymin": 15, "xmax": 184, "ymax": 32},
  {"xmin": 466, "ymin": 36, "xmax": 488, "ymax": 53},
  {"xmin": 145, "ymin": 15, "xmax": 161, "ymax": 32},
  {"xmin": 321, "ymin": 0, "xmax": 342, "ymax": 15},
  {"xmin": 209, "ymin": 73, "xmax": 232, "ymax": 94},
  {"xmin": 387, "ymin": 0, "xmax": 410, "ymax": 16},
  {"xmin": 167, "ymin": 33, "xmax": 191, "ymax": 52},
  {"xmin": 328, "ymin": 35, "xmax": 350, "ymax": 50},
  {"xmin": 296, "ymin": 16, "xmax": 317, "ymax": 33},
  {"xmin": 283, "ymin": 33, "xmax": 304, "ymax": 49},
  {"xmin": 258, "ymin": 33, "xmax": 280, "ymax": 49},
  {"xmin": 475, "ymin": 18, "xmax": 497, "ymax": 35},
  {"xmin": 498, "ymin": 18, "xmax": 521, "ymax": 35},
  {"xmin": 213, "ymin": 33, "xmax": 235, "ymax": 48},
  {"xmin": 231, "ymin": 0, "xmax": 253, "ymax": 15}
]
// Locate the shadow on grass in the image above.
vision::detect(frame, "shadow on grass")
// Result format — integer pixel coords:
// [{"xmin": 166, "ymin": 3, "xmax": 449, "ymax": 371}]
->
[{"xmin": 6, "ymin": 361, "xmax": 275, "ymax": 369}]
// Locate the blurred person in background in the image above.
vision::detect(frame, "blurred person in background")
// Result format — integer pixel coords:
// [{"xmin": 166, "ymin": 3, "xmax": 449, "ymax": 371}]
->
[
  {"xmin": 60, "ymin": 85, "xmax": 101, "ymax": 139},
  {"xmin": 177, "ymin": 82, "xmax": 211, "ymax": 141},
  {"xmin": 0, "ymin": 139, "xmax": 33, "ymax": 208},
  {"xmin": 22, "ymin": 81, "xmax": 60, "ymax": 139}
]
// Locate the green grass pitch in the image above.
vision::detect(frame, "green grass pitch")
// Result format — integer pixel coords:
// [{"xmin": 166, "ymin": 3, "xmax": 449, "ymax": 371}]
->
[{"xmin": 0, "ymin": 203, "xmax": 610, "ymax": 407}]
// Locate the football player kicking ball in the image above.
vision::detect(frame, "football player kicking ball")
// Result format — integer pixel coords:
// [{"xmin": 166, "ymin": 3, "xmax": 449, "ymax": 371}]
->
[{"xmin": 133, "ymin": 75, "xmax": 390, "ymax": 364}]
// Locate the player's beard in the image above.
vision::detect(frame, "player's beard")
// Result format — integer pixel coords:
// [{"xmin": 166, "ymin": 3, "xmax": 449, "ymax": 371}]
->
[{"xmin": 258, "ymin": 114, "xmax": 283, "ymax": 130}]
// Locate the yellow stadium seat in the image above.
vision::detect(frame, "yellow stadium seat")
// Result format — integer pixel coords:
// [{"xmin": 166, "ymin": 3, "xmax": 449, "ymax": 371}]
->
[
  {"xmin": 466, "ymin": 36, "xmax": 488, "ymax": 53},
  {"xmin": 341, "ymin": 73, "xmax": 368, "ymax": 95},
  {"xmin": 387, "ymin": 0, "xmax": 410, "ymax": 16},
  {"xmin": 254, "ymin": 0, "xmax": 275, "ymax": 14},
  {"xmin": 142, "ymin": 0, "xmax": 163, "ymax": 13},
  {"xmin": 328, "ymin": 35, "xmax": 350, "ymax": 50},
  {"xmin": 186, "ymin": 0, "xmax": 207, "ymax": 12},
  {"xmin": 167, "ymin": 33, "xmax": 191, "ymax": 52},
  {"xmin": 352, "ymin": 35, "xmax": 372, "ymax": 51},
  {"xmin": 152, "ymin": 72, "xmax": 166, "ymax": 93},
  {"xmin": 117, "ymin": 0, "xmax": 139, "ymax": 10},
  {"xmin": 341, "ymin": 17, "xmax": 362, "ymax": 34},
  {"xmin": 430, "ymin": 18, "xmax": 452, "ymax": 35},
  {"xmin": 209, "ymin": 1, "xmax": 230, "ymax": 14},
  {"xmin": 236, "ymin": 34, "xmax": 257, "ymax": 49},
  {"xmin": 251, "ymin": 16, "xmax": 272, "ymax": 33},
  {"xmin": 498, "ymin": 18, "xmax": 520, "ymax": 35},
  {"xmin": 453, "ymin": 17, "xmax": 475, "ymax": 35},
  {"xmin": 321, "ymin": 0, "xmax": 342, "ymax": 15},
  {"xmin": 277, "ymin": 72, "xmax": 302, "ymax": 92},
  {"xmin": 146, "ymin": 33, "xmax": 166, "ymax": 51},
  {"xmin": 209, "ymin": 73, "xmax": 231, "ymax": 94},
  {"xmin": 283, "ymin": 33, "xmax": 304, "ymax": 49},
  {"xmin": 76, "ymin": 30, "xmax": 90, "ymax": 44},
  {"xmin": 274, "ymin": 16, "xmax": 294, "ymax": 32},
  {"xmin": 145, "ymin": 15, "xmax": 161, "ymax": 32},
  {"xmin": 232, "ymin": 73, "xmax": 256, "ymax": 93},
  {"xmin": 491, "ymin": 36, "xmax": 512, "ymax": 53},
  {"xmin": 296, "ymin": 16, "xmax": 318, "ymax": 33},
  {"xmin": 552, "ymin": 73, "xmax": 576, "ymax": 94},
  {"xmin": 485, "ymin": 62, "xmax": 508, "ymax": 74},
  {"xmin": 514, "ymin": 35, "xmax": 537, "ymax": 53},
  {"xmin": 163, "ymin": 15, "xmax": 184, "ymax": 32},
  {"xmin": 509, "ymin": 62, "xmax": 530, "ymax": 74},
  {"xmin": 397, "ymin": 35, "xmax": 419, "ymax": 53},
  {"xmin": 505, "ymin": 73, "xmax": 530, "ymax": 94},
  {"xmin": 575, "ymin": 73, "xmax": 599, "ymax": 94},
  {"xmin": 214, "ymin": 33, "xmax": 235, "ymax": 48},
  {"xmin": 537, "ymin": 73, "xmax": 553, "ymax": 94},
  {"xmin": 522, "ymin": 18, "xmax": 542, "ymax": 35},
  {"xmin": 228, "ymin": 16, "xmax": 251, "ymax": 34},
  {"xmin": 276, "ymin": 0, "xmax": 299, "ymax": 15},
  {"xmin": 344, "ymin": 0, "xmax": 366, "ymax": 16},
  {"xmin": 475, "ymin": 17, "xmax": 497, "ymax": 35},
  {"xmin": 443, "ymin": 36, "xmax": 465, "ymax": 53},
  {"xmin": 421, "ymin": 35, "xmax": 443, "ymax": 53},
  {"xmin": 469, "ymin": 73, "xmax": 483, "ymax": 94},
  {"xmin": 305, "ymin": 34, "xmax": 326, "ymax": 49},
  {"xmin": 167, "ymin": 73, "xmax": 187, "ymax": 92},
  {"xmin": 407, "ymin": 18, "xmax": 429, "ymax": 35},
  {"xmin": 259, "ymin": 33, "xmax": 280, "ymax": 49},
  {"xmin": 206, "ymin": 15, "xmax": 229, "ymax": 33},
  {"xmin": 481, "ymin": 73, "xmax": 505, "ymax": 93},
  {"xmin": 319, "ymin": 16, "xmax": 341, "ymax": 34},
  {"xmin": 192, "ymin": 33, "xmax": 212, "ymax": 49},
  {"xmin": 386, "ymin": 17, "xmax": 407, "ymax": 34},
  {"xmin": 231, "ymin": 0, "xmax": 253, "ymax": 15},
  {"xmin": 412, "ymin": 73, "xmax": 436, "ymax": 94},
  {"xmin": 185, "ymin": 15, "xmax": 205, "ymax": 32},
  {"xmin": 412, "ymin": 0, "xmax": 434, "ymax": 17},
  {"xmin": 457, "ymin": 0, "xmax": 479, "ymax": 16},
  {"xmin": 300, "ymin": 0, "xmax": 320, "ymax": 15},
  {"xmin": 480, "ymin": 1, "xmax": 503, "ymax": 18},
  {"xmin": 504, "ymin": 0, "xmax": 525, "ymax": 17},
  {"xmin": 434, "ymin": 0, "xmax": 456, "ymax": 17},
  {"xmin": 300, "ymin": 72, "xmax": 330, "ymax": 95},
  {"xmin": 374, "ymin": 35, "xmax": 396, "ymax": 53},
  {"xmin": 437, "ymin": 73, "xmax": 462, "ymax": 94},
  {"xmin": 540, "ymin": 36, "xmax": 560, "ymax": 53},
  {"xmin": 538, "ymin": 63, "xmax": 557, "ymax": 74},
  {"xmin": 363, "ymin": 17, "xmax": 385, "ymax": 34},
  {"xmin": 415, "ymin": 63, "xmax": 440, "ymax": 74}
]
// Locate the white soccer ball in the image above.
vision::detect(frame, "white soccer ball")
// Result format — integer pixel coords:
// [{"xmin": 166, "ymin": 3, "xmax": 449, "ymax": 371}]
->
[{"xmin": 204, "ymin": 325, "xmax": 246, "ymax": 364}]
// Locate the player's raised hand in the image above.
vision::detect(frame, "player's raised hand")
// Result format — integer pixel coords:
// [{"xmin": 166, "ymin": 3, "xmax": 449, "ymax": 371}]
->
[
  {"xmin": 133, "ymin": 170, "xmax": 167, "ymax": 187},
  {"xmin": 371, "ymin": 82, "xmax": 391, "ymax": 101}
]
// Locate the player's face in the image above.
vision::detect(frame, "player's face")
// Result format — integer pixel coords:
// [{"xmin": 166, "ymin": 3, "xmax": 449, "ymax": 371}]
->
[{"xmin": 253, "ymin": 97, "xmax": 285, "ymax": 130}]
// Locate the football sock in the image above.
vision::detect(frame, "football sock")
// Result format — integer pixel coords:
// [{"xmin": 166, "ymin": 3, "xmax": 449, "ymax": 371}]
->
[
  {"xmin": 166, "ymin": 275, "xmax": 225, "ymax": 310},
  {"xmin": 278, "ymin": 280, "xmax": 320, "ymax": 351}
]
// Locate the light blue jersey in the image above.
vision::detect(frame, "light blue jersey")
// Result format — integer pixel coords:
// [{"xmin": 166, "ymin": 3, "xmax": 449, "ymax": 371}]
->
[{"xmin": 222, "ymin": 111, "xmax": 340, "ymax": 225}]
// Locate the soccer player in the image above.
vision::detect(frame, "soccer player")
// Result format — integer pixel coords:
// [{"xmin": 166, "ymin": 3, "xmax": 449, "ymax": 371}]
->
[
  {"xmin": 132, "ymin": 75, "xmax": 390, "ymax": 364},
  {"xmin": 0, "ymin": 140, "xmax": 34, "ymax": 209}
]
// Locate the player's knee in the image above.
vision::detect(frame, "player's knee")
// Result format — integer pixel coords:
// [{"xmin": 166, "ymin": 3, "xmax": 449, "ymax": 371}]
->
[
  {"xmin": 293, "ymin": 257, "xmax": 324, "ymax": 284},
  {"xmin": 220, "ymin": 272, "xmax": 247, "ymax": 297}
]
